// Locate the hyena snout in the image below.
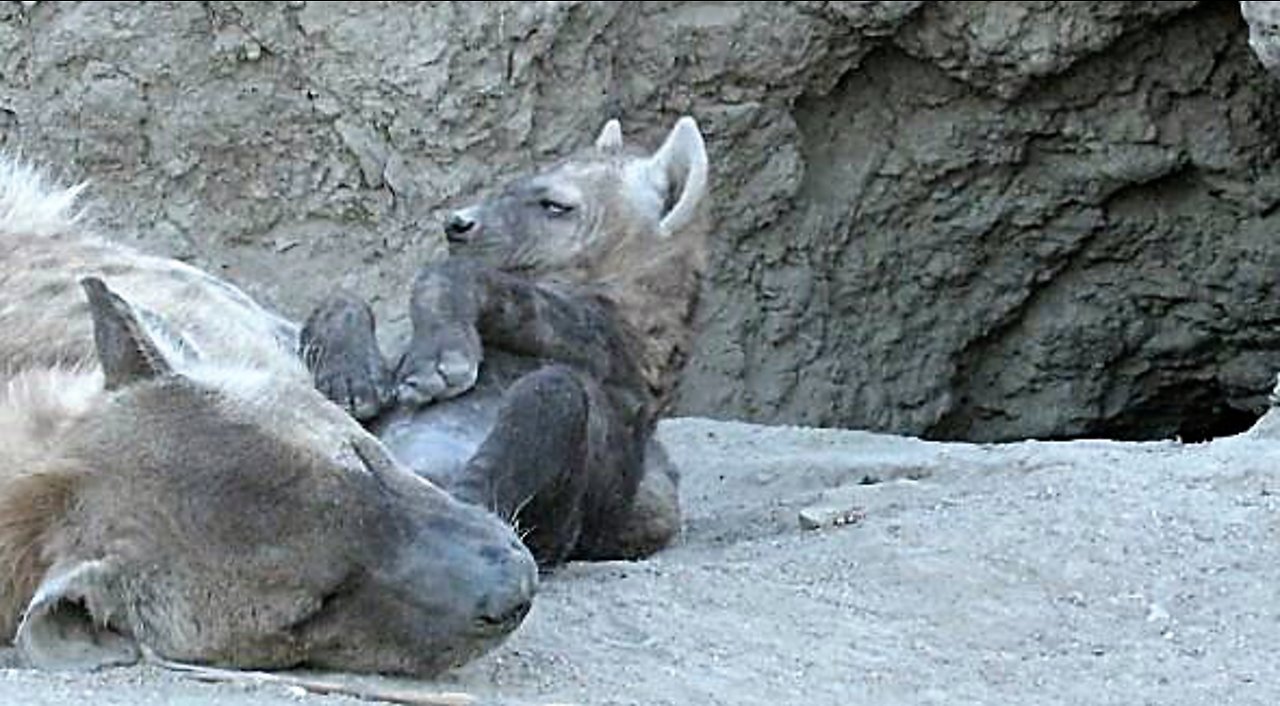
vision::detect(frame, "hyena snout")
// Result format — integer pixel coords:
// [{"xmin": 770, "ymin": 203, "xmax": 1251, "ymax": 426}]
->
[
  {"xmin": 472, "ymin": 541, "xmax": 537, "ymax": 632},
  {"xmin": 408, "ymin": 496, "xmax": 540, "ymax": 638},
  {"xmin": 444, "ymin": 210, "xmax": 479, "ymax": 244}
]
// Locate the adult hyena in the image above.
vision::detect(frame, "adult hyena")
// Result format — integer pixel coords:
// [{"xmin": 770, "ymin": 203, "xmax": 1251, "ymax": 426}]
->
[
  {"xmin": 301, "ymin": 116, "xmax": 710, "ymax": 567},
  {"xmin": 0, "ymin": 156, "xmax": 537, "ymax": 676}
]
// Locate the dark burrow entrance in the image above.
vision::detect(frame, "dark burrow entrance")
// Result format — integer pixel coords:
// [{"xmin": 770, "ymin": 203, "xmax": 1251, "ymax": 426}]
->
[
  {"xmin": 1097, "ymin": 383, "xmax": 1266, "ymax": 444},
  {"xmin": 925, "ymin": 380, "xmax": 1268, "ymax": 445},
  {"xmin": 1173, "ymin": 405, "xmax": 1263, "ymax": 443}
]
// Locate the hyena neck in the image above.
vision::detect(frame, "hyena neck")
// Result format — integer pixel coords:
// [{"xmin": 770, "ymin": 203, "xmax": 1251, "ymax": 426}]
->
[
  {"xmin": 0, "ymin": 368, "xmax": 103, "ymax": 475},
  {"xmin": 591, "ymin": 241, "xmax": 706, "ymax": 417},
  {"xmin": 0, "ymin": 368, "xmax": 99, "ymax": 639}
]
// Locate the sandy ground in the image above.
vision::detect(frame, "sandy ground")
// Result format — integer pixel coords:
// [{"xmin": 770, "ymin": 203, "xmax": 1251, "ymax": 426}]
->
[{"xmin": 3, "ymin": 415, "xmax": 1279, "ymax": 706}]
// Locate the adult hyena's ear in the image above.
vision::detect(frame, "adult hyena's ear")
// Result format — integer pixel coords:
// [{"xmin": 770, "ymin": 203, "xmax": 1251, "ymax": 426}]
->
[
  {"xmin": 595, "ymin": 119, "xmax": 624, "ymax": 152},
  {"xmin": 642, "ymin": 116, "xmax": 709, "ymax": 239},
  {"xmin": 80, "ymin": 277, "xmax": 174, "ymax": 390},
  {"xmin": 16, "ymin": 559, "xmax": 140, "ymax": 671}
]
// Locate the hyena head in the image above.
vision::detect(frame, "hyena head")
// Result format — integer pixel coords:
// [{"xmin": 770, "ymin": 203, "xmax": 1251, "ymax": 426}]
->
[
  {"xmin": 14, "ymin": 278, "xmax": 537, "ymax": 676},
  {"xmin": 443, "ymin": 115, "xmax": 710, "ymax": 281}
]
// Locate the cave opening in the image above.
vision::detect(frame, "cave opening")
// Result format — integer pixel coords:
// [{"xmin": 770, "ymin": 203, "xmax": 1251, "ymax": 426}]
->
[
  {"xmin": 1088, "ymin": 382, "xmax": 1265, "ymax": 444},
  {"xmin": 927, "ymin": 380, "xmax": 1270, "ymax": 445},
  {"xmin": 1173, "ymin": 405, "xmax": 1261, "ymax": 443}
]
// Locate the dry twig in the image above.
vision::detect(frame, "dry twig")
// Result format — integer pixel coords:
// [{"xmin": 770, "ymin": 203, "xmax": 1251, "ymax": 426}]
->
[{"xmin": 142, "ymin": 646, "xmax": 477, "ymax": 706}]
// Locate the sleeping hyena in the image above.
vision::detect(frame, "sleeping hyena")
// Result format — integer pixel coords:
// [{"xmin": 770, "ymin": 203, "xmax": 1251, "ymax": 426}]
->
[
  {"xmin": 0, "ymin": 156, "xmax": 536, "ymax": 676},
  {"xmin": 301, "ymin": 115, "xmax": 711, "ymax": 567}
]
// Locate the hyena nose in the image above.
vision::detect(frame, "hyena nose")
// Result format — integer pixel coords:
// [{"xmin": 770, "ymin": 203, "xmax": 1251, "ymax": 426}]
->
[
  {"xmin": 473, "ymin": 540, "xmax": 538, "ymax": 634},
  {"xmin": 444, "ymin": 212, "xmax": 476, "ymax": 243}
]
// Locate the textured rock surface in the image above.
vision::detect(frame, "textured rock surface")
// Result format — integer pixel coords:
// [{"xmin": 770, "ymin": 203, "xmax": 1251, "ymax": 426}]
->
[{"xmin": 2, "ymin": 1, "xmax": 1279, "ymax": 442}]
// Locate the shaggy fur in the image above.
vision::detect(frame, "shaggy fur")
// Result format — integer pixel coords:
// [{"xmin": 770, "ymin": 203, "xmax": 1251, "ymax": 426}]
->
[
  {"xmin": 0, "ymin": 159, "xmax": 302, "ymax": 637},
  {"xmin": 302, "ymin": 116, "xmax": 712, "ymax": 566},
  {"xmin": 0, "ymin": 155, "xmax": 536, "ymax": 677}
]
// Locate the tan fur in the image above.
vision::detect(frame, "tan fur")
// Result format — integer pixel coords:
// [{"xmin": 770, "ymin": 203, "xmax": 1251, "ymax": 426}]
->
[
  {"xmin": 0, "ymin": 237, "xmax": 304, "ymax": 380},
  {"xmin": 0, "ymin": 369, "xmax": 117, "ymax": 640},
  {"xmin": 590, "ymin": 194, "xmax": 709, "ymax": 415},
  {"xmin": 588, "ymin": 118, "xmax": 709, "ymax": 414},
  {"xmin": 0, "ymin": 163, "xmax": 309, "ymax": 638},
  {"xmin": 0, "ymin": 464, "xmax": 82, "ymax": 639},
  {"xmin": 0, "ymin": 155, "xmax": 536, "ymax": 676},
  {"xmin": 0, "ymin": 158, "xmax": 304, "ymax": 640}
]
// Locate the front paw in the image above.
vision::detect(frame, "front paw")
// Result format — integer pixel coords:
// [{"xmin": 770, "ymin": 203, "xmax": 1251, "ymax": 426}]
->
[
  {"xmin": 394, "ymin": 325, "xmax": 482, "ymax": 407},
  {"xmin": 300, "ymin": 294, "xmax": 393, "ymax": 421}
]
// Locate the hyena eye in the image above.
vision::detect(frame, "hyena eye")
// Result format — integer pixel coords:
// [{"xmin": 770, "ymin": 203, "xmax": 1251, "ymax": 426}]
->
[{"xmin": 538, "ymin": 198, "xmax": 574, "ymax": 216}]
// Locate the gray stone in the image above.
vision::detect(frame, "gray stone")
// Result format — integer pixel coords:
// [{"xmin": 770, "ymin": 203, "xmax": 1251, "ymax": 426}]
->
[{"xmin": 798, "ymin": 503, "xmax": 867, "ymax": 532}]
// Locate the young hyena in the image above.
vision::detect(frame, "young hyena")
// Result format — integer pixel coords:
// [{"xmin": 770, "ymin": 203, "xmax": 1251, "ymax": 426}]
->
[
  {"xmin": 0, "ymin": 156, "xmax": 537, "ymax": 676},
  {"xmin": 301, "ymin": 116, "xmax": 711, "ymax": 567}
]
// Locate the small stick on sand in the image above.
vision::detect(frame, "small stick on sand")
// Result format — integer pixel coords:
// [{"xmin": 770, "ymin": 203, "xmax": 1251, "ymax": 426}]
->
[{"xmin": 142, "ymin": 646, "xmax": 477, "ymax": 706}]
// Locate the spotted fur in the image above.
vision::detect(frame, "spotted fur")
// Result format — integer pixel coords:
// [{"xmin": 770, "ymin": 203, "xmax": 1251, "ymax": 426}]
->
[{"xmin": 0, "ymin": 154, "xmax": 537, "ymax": 677}]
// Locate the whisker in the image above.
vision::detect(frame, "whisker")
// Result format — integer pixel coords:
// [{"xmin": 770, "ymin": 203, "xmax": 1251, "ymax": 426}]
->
[{"xmin": 508, "ymin": 491, "xmax": 536, "ymax": 525}]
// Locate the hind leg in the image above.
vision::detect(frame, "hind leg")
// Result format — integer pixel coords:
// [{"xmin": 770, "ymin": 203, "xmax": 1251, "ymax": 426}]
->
[
  {"xmin": 573, "ymin": 437, "xmax": 682, "ymax": 561},
  {"xmin": 452, "ymin": 365, "xmax": 591, "ymax": 568}
]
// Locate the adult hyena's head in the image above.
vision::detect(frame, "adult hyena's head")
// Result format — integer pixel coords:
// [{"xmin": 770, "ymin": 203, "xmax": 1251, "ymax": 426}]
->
[
  {"xmin": 443, "ymin": 116, "xmax": 710, "ymax": 281},
  {"xmin": 11, "ymin": 279, "xmax": 537, "ymax": 677}
]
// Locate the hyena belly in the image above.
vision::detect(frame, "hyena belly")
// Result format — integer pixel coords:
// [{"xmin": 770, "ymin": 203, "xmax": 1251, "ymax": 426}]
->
[
  {"xmin": 303, "ymin": 265, "xmax": 678, "ymax": 567},
  {"xmin": 372, "ymin": 355, "xmax": 528, "ymax": 487},
  {"xmin": 370, "ymin": 347, "xmax": 651, "ymax": 566}
]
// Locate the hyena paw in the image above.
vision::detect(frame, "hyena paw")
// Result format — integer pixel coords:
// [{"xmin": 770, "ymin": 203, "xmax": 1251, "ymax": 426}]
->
[
  {"xmin": 317, "ymin": 357, "xmax": 392, "ymax": 422},
  {"xmin": 300, "ymin": 294, "xmax": 393, "ymax": 422},
  {"xmin": 395, "ymin": 325, "xmax": 482, "ymax": 407}
]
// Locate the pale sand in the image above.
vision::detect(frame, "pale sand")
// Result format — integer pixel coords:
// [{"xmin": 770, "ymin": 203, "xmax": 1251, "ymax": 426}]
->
[{"xmin": 3, "ymin": 414, "xmax": 1278, "ymax": 705}]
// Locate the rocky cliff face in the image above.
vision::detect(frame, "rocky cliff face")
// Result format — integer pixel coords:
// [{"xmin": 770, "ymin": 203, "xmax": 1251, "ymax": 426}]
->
[{"xmin": 2, "ymin": 1, "xmax": 1277, "ymax": 442}]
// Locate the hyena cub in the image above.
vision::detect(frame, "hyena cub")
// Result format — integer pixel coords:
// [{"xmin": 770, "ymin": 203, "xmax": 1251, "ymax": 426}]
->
[{"xmin": 302, "ymin": 116, "xmax": 710, "ymax": 566}]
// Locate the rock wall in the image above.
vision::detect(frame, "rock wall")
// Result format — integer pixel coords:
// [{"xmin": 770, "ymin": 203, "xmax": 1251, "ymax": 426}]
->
[{"xmin": 2, "ymin": 1, "xmax": 1278, "ymax": 442}]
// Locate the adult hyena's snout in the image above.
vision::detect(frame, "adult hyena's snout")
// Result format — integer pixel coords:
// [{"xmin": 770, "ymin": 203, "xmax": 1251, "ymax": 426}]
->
[
  {"xmin": 470, "ymin": 538, "xmax": 537, "ymax": 633},
  {"xmin": 298, "ymin": 463, "xmax": 539, "ymax": 677},
  {"xmin": 398, "ymin": 492, "xmax": 539, "ymax": 647}
]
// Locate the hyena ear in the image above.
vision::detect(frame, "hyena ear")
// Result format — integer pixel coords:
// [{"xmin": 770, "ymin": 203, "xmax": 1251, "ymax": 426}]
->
[
  {"xmin": 80, "ymin": 277, "xmax": 174, "ymax": 390},
  {"xmin": 595, "ymin": 119, "xmax": 624, "ymax": 152},
  {"xmin": 644, "ymin": 116, "xmax": 709, "ymax": 239},
  {"xmin": 16, "ymin": 559, "xmax": 140, "ymax": 671}
]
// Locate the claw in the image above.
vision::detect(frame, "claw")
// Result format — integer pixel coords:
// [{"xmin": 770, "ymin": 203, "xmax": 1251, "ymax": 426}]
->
[
  {"xmin": 300, "ymin": 294, "xmax": 392, "ymax": 421},
  {"xmin": 394, "ymin": 324, "xmax": 482, "ymax": 407},
  {"xmin": 398, "ymin": 372, "xmax": 448, "ymax": 407},
  {"xmin": 437, "ymin": 350, "xmax": 476, "ymax": 387}
]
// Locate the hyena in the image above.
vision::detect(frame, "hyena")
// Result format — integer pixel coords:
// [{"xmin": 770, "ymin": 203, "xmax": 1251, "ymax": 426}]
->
[
  {"xmin": 0, "ymin": 156, "xmax": 537, "ymax": 676},
  {"xmin": 301, "ymin": 115, "xmax": 711, "ymax": 566}
]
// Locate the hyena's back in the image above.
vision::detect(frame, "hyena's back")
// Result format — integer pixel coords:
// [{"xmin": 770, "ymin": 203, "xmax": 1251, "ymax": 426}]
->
[{"xmin": 0, "ymin": 164, "xmax": 302, "ymax": 382}]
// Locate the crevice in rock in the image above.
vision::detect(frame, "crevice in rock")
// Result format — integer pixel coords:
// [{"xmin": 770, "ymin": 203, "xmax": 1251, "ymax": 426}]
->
[{"xmin": 1098, "ymin": 380, "xmax": 1263, "ymax": 443}]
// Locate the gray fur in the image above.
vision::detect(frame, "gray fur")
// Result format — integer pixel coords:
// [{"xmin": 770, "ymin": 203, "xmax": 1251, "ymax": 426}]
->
[{"xmin": 302, "ymin": 116, "xmax": 712, "ymax": 565}]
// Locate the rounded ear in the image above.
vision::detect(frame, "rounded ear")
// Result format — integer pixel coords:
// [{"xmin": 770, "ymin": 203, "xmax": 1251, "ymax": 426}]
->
[
  {"xmin": 595, "ymin": 119, "xmax": 624, "ymax": 152},
  {"xmin": 79, "ymin": 277, "xmax": 174, "ymax": 390},
  {"xmin": 644, "ymin": 116, "xmax": 709, "ymax": 239},
  {"xmin": 16, "ymin": 560, "xmax": 140, "ymax": 671}
]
